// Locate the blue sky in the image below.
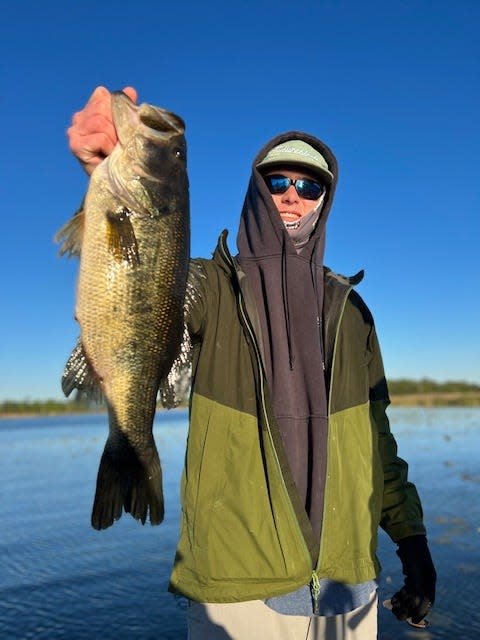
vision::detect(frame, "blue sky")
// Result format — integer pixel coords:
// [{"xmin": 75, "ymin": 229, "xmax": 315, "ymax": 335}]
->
[{"xmin": 2, "ymin": 1, "xmax": 479, "ymax": 401}]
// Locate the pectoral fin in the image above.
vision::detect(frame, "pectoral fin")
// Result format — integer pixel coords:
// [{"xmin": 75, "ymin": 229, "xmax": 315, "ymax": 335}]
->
[{"xmin": 106, "ymin": 208, "xmax": 140, "ymax": 266}]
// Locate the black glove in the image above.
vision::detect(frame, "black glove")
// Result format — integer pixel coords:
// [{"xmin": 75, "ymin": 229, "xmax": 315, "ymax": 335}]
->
[{"xmin": 390, "ymin": 535, "xmax": 436, "ymax": 624}]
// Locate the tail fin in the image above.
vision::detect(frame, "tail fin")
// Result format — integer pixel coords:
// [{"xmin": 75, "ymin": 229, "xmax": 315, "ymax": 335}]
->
[{"xmin": 91, "ymin": 436, "xmax": 164, "ymax": 530}]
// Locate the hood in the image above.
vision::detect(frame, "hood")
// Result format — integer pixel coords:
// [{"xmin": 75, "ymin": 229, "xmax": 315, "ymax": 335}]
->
[{"xmin": 236, "ymin": 131, "xmax": 338, "ymax": 262}]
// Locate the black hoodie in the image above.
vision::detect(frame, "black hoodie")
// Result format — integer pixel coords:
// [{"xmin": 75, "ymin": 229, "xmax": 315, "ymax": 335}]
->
[{"xmin": 236, "ymin": 131, "xmax": 338, "ymax": 543}]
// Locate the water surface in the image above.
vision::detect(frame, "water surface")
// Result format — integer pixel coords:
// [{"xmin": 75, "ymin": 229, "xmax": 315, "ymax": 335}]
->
[{"xmin": 1, "ymin": 407, "xmax": 479, "ymax": 639}]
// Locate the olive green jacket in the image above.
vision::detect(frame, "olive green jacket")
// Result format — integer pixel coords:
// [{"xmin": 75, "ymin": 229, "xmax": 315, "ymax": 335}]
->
[{"xmin": 168, "ymin": 231, "xmax": 425, "ymax": 603}]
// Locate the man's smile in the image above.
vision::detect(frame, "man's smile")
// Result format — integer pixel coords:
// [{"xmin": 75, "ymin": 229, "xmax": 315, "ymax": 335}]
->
[{"xmin": 280, "ymin": 211, "xmax": 301, "ymax": 222}]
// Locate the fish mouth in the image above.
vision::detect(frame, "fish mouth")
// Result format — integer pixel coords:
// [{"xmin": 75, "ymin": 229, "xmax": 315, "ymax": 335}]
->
[
  {"xmin": 138, "ymin": 103, "xmax": 185, "ymax": 137},
  {"xmin": 111, "ymin": 91, "xmax": 185, "ymax": 144}
]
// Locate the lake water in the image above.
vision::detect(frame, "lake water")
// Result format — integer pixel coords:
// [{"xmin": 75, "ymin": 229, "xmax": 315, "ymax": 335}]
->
[{"xmin": 1, "ymin": 407, "xmax": 479, "ymax": 639}]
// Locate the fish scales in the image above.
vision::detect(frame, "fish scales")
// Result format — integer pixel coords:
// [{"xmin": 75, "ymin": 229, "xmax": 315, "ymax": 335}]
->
[{"xmin": 57, "ymin": 91, "xmax": 190, "ymax": 530}]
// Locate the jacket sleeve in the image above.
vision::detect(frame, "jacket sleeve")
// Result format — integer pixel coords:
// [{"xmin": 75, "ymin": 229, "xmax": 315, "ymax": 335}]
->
[{"xmin": 368, "ymin": 326, "xmax": 427, "ymax": 543}]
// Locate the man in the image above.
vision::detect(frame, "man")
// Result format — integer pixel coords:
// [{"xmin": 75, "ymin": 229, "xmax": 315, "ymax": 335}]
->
[{"xmin": 67, "ymin": 87, "xmax": 436, "ymax": 639}]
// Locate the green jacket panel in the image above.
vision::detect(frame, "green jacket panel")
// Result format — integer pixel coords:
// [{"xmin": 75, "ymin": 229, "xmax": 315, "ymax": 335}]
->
[
  {"xmin": 318, "ymin": 402, "xmax": 383, "ymax": 583},
  {"xmin": 171, "ymin": 393, "xmax": 313, "ymax": 602}
]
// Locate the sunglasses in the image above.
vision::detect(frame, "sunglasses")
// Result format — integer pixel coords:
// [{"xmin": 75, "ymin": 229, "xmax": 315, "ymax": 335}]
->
[{"xmin": 264, "ymin": 174, "xmax": 326, "ymax": 200}]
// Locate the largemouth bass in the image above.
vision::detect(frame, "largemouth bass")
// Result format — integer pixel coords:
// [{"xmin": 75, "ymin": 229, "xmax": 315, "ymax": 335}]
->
[{"xmin": 57, "ymin": 91, "xmax": 189, "ymax": 530}]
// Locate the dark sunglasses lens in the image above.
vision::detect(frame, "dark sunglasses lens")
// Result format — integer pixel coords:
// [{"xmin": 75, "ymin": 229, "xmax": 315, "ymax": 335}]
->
[
  {"xmin": 265, "ymin": 176, "xmax": 290, "ymax": 194},
  {"xmin": 296, "ymin": 179, "xmax": 324, "ymax": 200},
  {"xmin": 264, "ymin": 175, "xmax": 325, "ymax": 199}
]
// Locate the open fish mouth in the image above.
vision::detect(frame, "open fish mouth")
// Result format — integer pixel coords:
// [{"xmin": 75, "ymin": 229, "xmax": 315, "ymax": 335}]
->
[
  {"xmin": 138, "ymin": 103, "xmax": 185, "ymax": 136},
  {"xmin": 112, "ymin": 91, "xmax": 184, "ymax": 142}
]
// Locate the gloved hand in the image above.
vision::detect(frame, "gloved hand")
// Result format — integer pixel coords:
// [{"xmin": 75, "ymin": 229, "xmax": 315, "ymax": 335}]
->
[{"xmin": 390, "ymin": 535, "xmax": 436, "ymax": 624}]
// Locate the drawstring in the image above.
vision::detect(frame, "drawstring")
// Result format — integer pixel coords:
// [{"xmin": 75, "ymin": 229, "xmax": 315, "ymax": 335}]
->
[
  {"xmin": 281, "ymin": 234, "xmax": 294, "ymax": 370},
  {"xmin": 310, "ymin": 238, "xmax": 325, "ymax": 370},
  {"xmin": 310, "ymin": 237, "xmax": 320, "ymax": 300}
]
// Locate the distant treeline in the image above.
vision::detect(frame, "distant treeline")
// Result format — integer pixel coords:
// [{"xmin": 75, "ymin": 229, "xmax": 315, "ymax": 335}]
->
[
  {"xmin": 387, "ymin": 378, "xmax": 480, "ymax": 407},
  {"xmin": 0, "ymin": 397, "xmax": 104, "ymax": 417},
  {"xmin": 2, "ymin": 379, "xmax": 480, "ymax": 416},
  {"xmin": 388, "ymin": 378, "xmax": 480, "ymax": 395}
]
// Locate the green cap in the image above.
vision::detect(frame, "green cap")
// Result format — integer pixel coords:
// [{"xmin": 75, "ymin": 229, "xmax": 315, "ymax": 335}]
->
[{"xmin": 257, "ymin": 139, "xmax": 333, "ymax": 183}]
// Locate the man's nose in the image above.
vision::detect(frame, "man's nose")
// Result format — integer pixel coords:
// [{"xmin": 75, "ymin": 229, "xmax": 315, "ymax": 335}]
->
[{"xmin": 281, "ymin": 185, "xmax": 299, "ymax": 202}]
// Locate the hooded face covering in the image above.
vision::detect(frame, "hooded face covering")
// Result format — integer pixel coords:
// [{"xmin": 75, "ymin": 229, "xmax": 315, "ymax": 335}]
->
[{"xmin": 236, "ymin": 132, "xmax": 338, "ymax": 542}]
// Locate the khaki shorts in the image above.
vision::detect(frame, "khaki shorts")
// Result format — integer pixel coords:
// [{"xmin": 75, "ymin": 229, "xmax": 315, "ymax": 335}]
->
[{"xmin": 188, "ymin": 591, "xmax": 378, "ymax": 640}]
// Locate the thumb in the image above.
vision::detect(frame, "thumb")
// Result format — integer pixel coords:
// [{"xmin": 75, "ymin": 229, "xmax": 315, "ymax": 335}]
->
[{"xmin": 122, "ymin": 86, "xmax": 138, "ymax": 103}]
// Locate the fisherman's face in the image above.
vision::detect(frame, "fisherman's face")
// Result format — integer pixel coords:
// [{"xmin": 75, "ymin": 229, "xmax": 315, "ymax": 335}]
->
[{"xmin": 263, "ymin": 167, "xmax": 325, "ymax": 224}]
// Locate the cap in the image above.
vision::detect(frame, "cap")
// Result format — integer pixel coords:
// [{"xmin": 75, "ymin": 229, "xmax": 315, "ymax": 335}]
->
[{"xmin": 257, "ymin": 139, "xmax": 333, "ymax": 183}]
